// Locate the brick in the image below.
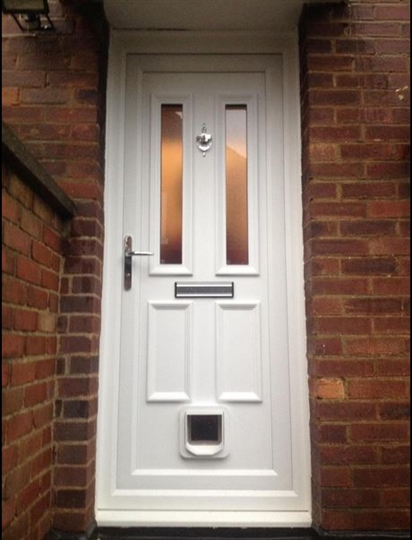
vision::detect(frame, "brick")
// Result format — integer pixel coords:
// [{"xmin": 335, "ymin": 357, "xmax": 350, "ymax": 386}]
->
[
  {"xmin": 44, "ymin": 107, "xmax": 98, "ymax": 124},
  {"xmin": 304, "ymin": 257, "xmax": 341, "ymax": 276},
  {"xmin": 309, "ymin": 203, "xmax": 367, "ymax": 219},
  {"xmin": 340, "ymin": 220, "xmax": 396, "ymax": 236},
  {"xmin": 322, "ymin": 488, "xmax": 380, "ymax": 508},
  {"xmin": 65, "ymin": 238, "xmax": 103, "ymax": 259},
  {"xmin": 54, "ymin": 421, "xmax": 94, "ymax": 442},
  {"xmin": 320, "ymin": 467, "xmax": 351, "ymax": 487},
  {"xmin": 2, "ymin": 335, "xmax": 25, "ymax": 359},
  {"xmin": 47, "ymin": 71, "xmax": 98, "ymax": 87},
  {"xmin": 56, "ymin": 443, "xmax": 93, "ymax": 465},
  {"xmin": 20, "ymin": 87, "xmax": 71, "ymax": 105},
  {"xmin": 2, "ymin": 387, "xmax": 24, "ymax": 416},
  {"xmin": 320, "ymin": 510, "xmax": 352, "ymax": 531},
  {"xmin": 309, "ymin": 90, "xmax": 360, "ymax": 106},
  {"xmin": 42, "ymin": 226, "xmax": 62, "ymax": 252},
  {"xmin": 14, "ymin": 308, "xmax": 37, "ymax": 332},
  {"xmin": 16, "ymin": 477, "xmax": 41, "ymax": 514},
  {"xmin": 369, "ymin": 237, "xmax": 410, "ymax": 256},
  {"xmin": 2, "ymin": 498, "xmax": 16, "ymax": 530},
  {"xmin": 303, "ymin": 183, "xmax": 338, "ymax": 200},
  {"xmin": 351, "ymin": 423, "xmax": 409, "ymax": 443},
  {"xmin": 315, "ymin": 317, "xmax": 372, "ymax": 335},
  {"xmin": 24, "ymin": 382, "xmax": 48, "ymax": 408},
  {"xmin": 311, "ymin": 297, "xmax": 343, "ymax": 315},
  {"xmin": 314, "ymin": 360, "xmax": 374, "ymax": 378},
  {"xmin": 341, "ymin": 257, "xmax": 397, "ymax": 276},
  {"xmin": 31, "ymin": 447, "xmax": 53, "ymax": 478},
  {"xmin": 3, "ymin": 223, "xmax": 31, "ymax": 256},
  {"xmin": 27, "ymin": 286, "xmax": 48, "ymax": 310},
  {"xmin": 375, "ymin": 358, "xmax": 410, "ymax": 378},
  {"xmin": 320, "ymin": 445, "xmax": 378, "ymax": 466},
  {"xmin": 307, "ymin": 337, "xmax": 343, "ymax": 357},
  {"xmin": 2, "ymin": 191, "xmax": 19, "ymax": 223},
  {"xmin": 37, "ymin": 312, "xmax": 57, "ymax": 333},
  {"xmin": 69, "ymin": 315, "xmax": 100, "ymax": 333},
  {"xmin": 307, "ymin": 55, "xmax": 354, "ymax": 71},
  {"xmin": 315, "ymin": 378, "xmax": 345, "ymax": 399},
  {"xmin": 60, "ymin": 295, "xmax": 100, "ymax": 314},
  {"xmin": 54, "ymin": 465, "xmax": 90, "ymax": 487},
  {"xmin": 371, "ymin": 276, "xmax": 410, "ymax": 298},
  {"xmin": 381, "ymin": 488, "xmax": 410, "ymax": 507},
  {"xmin": 25, "ymin": 336, "xmax": 49, "ymax": 356},
  {"xmin": 2, "ymin": 70, "xmax": 45, "ymax": 88},
  {"xmin": 3, "ymin": 305, "xmax": 13, "ymax": 329},
  {"xmin": 2, "ymin": 444, "xmax": 19, "ymax": 475},
  {"xmin": 306, "ymin": 108, "xmax": 335, "ymax": 125},
  {"xmin": 7, "ymin": 410, "xmax": 33, "ymax": 442},
  {"xmin": 374, "ymin": 317, "xmax": 410, "ymax": 334},
  {"xmin": 345, "ymin": 337, "xmax": 406, "ymax": 356},
  {"xmin": 41, "ymin": 268, "xmax": 60, "ymax": 291},
  {"xmin": 33, "ymin": 403, "xmax": 54, "ymax": 429},
  {"xmin": 381, "ymin": 446, "xmax": 410, "ymax": 465},
  {"xmin": 341, "ymin": 182, "xmax": 396, "ymax": 199},
  {"xmin": 365, "ymin": 125, "xmax": 410, "ymax": 142},
  {"xmin": 2, "ymin": 105, "xmax": 44, "ymax": 123},
  {"xmin": 309, "ymin": 126, "xmax": 361, "ymax": 142},
  {"xmin": 69, "ymin": 356, "xmax": 99, "ymax": 375},
  {"xmin": 57, "ymin": 376, "xmax": 97, "ymax": 398},
  {"xmin": 352, "ymin": 509, "xmax": 410, "ymax": 530},
  {"xmin": 35, "ymin": 358, "xmax": 56, "ymax": 379},
  {"xmin": 10, "ymin": 361, "xmax": 36, "ymax": 386},
  {"xmin": 374, "ymin": 5, "xmax": 411, "ymax": 20},
  {"xmin": 378, "ymin": 402, "xmax": 410, "ymax": 420},
  {"xmin": 19, "ymin": 123, "xmax": 71, "ymax": 142},
  {"xmin": 16, "ymin": 256, "xmax": 41, "ymax": 285},
  {"xmin": 308, "ymin": 162, "xmax": 364, "ymax": 178},
  {"xmin": 311, "ymin": 277, "xmax": 369, "ymax": 295},
  {"xmin": 316, "ymin": 424, "xmax": 347, "ymax": 445},
  {"xmin": 61, "ymin": 181, "xmax": 103, "ymax": 200},
  {"xmin": 30, "ymin": 493, "xmax": 52, "ymax": 535},
  {"xmin": 367, "ymin": 162, "xmax": 409, "ymax": 179},
  {"xmin": 2, "ymin": 86, "xmax": 19, "ymax": 106},
  {"xmin": 370, "ymin": 200, "xmax": 410, "ymax": 218},
  {"xmin": 345, "ymin": 297, "xmax": 403, "ymax": 315},
  {"xmin": 311, "ymin": 239, "xmax": 368, "ymax": 256},
  {"xmin": 347, "ymin": 379, "xmax": 408, "ymax": 399},
  {"xmin": 19, "ymin": 211, "xmax": 41, "ymax": 240},
  {"xmin": 353, "ymin": 467, "xmax": 410, "ymax": 488},
  {"xmin": 18, "ymin": 53, "xmax": 71, "ymax": 71}
]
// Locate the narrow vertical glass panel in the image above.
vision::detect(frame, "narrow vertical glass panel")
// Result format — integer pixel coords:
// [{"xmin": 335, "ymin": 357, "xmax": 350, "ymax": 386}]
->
[
  {"xmin": 225, "ymin": 105, "xmax": 248, "ymax": 265},
  {"xmin": 161, "ymin": 104, "xmax": 183, "ymax": 264}
]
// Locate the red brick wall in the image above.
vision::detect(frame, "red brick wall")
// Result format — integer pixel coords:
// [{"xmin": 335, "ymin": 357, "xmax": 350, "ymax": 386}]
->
[
  {"xmin": 300, "ymin": 0, "xmax": 410, "ymax": 532},
  {"xmin": 2, "ymin": 0, "xmax": 107, "ymax": 536},
  {"xmin": 2, "ymin": 162, "xmax": 66, "ymax": 540}
]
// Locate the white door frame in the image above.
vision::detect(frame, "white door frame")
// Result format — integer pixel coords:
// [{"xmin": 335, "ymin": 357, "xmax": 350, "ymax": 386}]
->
[{"xmin": 96, "ymin": 30, "xmax": 311, "ymax": 528}]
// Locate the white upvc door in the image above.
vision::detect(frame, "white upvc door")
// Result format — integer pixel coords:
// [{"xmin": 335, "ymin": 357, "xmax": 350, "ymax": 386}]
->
[{"xmin": 97, "ymin": 47, "xmax": 311, "ymax": 527}]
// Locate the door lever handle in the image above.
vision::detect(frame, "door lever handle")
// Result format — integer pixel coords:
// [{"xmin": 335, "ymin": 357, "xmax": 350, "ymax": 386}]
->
[
  {"xmin": 124, "ymin": 235, "xmax": 153, "ymax": 290},
  {"xmin": 128, "ymin": 250, "xmax": 154, "ymax": 256}
]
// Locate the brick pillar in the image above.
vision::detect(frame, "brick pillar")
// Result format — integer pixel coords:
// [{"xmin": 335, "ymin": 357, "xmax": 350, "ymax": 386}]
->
[
  {"xmin": 300, "ymin": 0, "xmax": 410, "ymax": 532},
  {"xmin": 2, "ymin": 0, "xmax": 108, "ymax": 537}
]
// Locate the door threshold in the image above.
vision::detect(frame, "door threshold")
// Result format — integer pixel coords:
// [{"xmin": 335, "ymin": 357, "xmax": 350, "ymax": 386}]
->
[
  {"xmin": 98, "ymin": 527, "xmax": 317, "ymax": 539},
  {"xmin": 97, "ymin": 528, "xmax": 411, "ymax": 540}
]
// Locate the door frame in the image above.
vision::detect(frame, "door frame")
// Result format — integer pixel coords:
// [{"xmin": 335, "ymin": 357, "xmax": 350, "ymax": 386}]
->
[{"xmin": 96, "ymin": 30, "xmax": 311, "ymax": 528}]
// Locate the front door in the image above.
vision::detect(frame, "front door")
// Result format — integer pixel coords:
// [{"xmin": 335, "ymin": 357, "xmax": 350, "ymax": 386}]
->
[{"xmin": 97, "ymin": 51, "xmax": 311, "ymax": 526}]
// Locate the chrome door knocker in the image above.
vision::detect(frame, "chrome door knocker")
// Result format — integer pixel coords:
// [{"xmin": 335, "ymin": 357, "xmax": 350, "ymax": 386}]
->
[{"xmin": 196, "ymin": 124, "xmax": 212, "ymax": 156}]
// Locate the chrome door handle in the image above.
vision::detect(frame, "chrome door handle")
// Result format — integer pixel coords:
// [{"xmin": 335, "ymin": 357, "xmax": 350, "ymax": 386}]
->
[
  {"xmin": 128, "ymin": 251, "xmax": 154, "ymax": 256},
  {"xmin": 124, "ymin": 235, "xmax": 153, "ymax": 290}
]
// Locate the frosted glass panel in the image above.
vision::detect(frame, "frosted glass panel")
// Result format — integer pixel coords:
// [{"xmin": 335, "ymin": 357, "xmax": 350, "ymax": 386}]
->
[
  {"xmin": 226, "ymin": 105, "xmax": 248, "ymax": 265},
  {"xmin": 161, "ymin": 105, "xmax": 183, "ymax": 264}
]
